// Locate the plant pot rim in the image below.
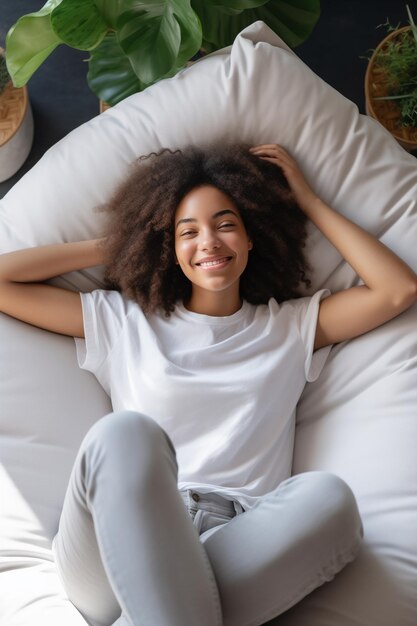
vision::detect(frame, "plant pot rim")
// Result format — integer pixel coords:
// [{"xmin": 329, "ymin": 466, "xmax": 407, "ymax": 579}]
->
[{"xmin": 365, "ymin": 25, "xmax": 417, "ymax": 150}]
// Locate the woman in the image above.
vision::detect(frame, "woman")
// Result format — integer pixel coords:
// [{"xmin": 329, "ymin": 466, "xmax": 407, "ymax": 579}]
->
[{"xmin": 0, "ymin": 143, "xmax": 416, "ymax": 626}]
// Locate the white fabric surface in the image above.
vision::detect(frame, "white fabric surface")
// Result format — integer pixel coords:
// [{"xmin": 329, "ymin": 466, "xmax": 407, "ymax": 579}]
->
[
  {"xmin": 0, "ymin": 18, "xmax": 416, "ymax": 626},
  {"xmin": 74, "ymin": 288, "xmax": 332, "ymax": 512}
]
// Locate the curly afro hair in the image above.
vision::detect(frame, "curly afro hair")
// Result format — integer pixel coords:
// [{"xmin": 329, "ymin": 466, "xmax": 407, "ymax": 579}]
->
[{"xmin": 96, "ymin": 141, "xmax": 313, "ymax": 317}]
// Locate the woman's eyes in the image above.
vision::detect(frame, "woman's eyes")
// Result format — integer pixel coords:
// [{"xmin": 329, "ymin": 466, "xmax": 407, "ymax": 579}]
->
[{"xmin": 181, "ymin": 223, "xmax": 235, "ymax": 236}]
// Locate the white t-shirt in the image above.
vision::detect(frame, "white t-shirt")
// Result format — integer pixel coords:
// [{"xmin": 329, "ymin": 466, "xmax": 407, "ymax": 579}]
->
[{"xmin": 74, "ymin": 288, "xmax": 333, "ymax": 511}]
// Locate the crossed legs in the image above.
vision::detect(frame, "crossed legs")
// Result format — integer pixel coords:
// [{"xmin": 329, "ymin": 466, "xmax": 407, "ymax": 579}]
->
[{"xmin": 52, "ymin": 410, "xmax": 363, "ymax": 626}]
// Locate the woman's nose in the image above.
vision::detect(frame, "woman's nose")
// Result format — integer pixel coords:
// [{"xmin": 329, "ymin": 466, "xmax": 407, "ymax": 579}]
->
[{"xmin": 199, "ymin": 230, "xmax": 221, "ymax": 249}]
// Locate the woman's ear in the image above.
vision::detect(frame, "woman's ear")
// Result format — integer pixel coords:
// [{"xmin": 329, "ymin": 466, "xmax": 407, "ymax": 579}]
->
[{"xmin": 248, "ymin": 240, "xmax": 253, "ymax": 251}]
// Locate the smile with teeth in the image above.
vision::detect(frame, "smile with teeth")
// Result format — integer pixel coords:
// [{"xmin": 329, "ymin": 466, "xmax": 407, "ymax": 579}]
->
[{"xmin": 196, "ymin": 257, "xmax": 232, "ymax": 268}]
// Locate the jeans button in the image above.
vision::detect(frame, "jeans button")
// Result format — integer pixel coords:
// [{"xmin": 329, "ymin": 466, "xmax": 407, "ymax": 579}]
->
[{"xmin": 192, "ymin": 492, "xmax": 200, "ymax": 502}]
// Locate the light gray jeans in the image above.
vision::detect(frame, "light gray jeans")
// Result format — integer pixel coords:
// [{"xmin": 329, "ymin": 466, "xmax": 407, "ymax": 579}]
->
[{"xmin": 51, "ymin": 410, "xmax": 363, "ymax": 626}]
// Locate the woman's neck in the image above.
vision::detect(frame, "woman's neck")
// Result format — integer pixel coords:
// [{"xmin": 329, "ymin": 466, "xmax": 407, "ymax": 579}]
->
[{"xmin": 183, "ymin": 291, "xmax": 243, "ymax": 317}]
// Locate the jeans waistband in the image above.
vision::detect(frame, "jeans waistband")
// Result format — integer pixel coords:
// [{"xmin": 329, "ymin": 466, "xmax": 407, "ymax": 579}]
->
[{"xmin": 180, "ymin": 488, "xmax": 244, "ymax": 515}]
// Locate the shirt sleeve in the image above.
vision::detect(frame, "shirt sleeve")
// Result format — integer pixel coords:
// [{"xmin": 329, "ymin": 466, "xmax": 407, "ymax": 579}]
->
[
  {"xmin": 74, "ymin": 289, "xmax": 128, "ymax": 374},
  {"xmin": 289, "ymin": 288, "xmax": 333, "ymax": 383}
]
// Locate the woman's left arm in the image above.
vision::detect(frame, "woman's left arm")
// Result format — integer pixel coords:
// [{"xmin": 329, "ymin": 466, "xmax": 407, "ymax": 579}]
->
[{"xmin": 250, "ymin": 144, "xmax": 417, "ymax": 349}]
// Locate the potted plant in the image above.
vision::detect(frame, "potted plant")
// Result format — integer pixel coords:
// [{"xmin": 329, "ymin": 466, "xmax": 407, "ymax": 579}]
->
[
  {"xmin": 5, "ymin": 0, "xmax": 321, "ymax": 113},
  {"xmin": 0, "ymin": 48, "xmax": 34, "ymax": 183},
  {"xmin": 364, "ymin": 4, "xmax": 417, "ymax": 151}
]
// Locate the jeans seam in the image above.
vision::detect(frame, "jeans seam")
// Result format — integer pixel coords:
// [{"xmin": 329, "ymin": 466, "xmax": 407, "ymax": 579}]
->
[
  {"xmin": 197, "ymin": 542, "xmax": 224, "ymax": 626},
  {"xmin": 182, "ymin": 496, "xmax": 223, "ymax": 624}
]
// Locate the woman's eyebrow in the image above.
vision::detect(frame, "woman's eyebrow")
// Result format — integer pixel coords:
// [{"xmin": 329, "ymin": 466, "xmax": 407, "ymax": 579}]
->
[{"xmin": 175, "ymin": 209, "xmax": 239, "ymax": 230}]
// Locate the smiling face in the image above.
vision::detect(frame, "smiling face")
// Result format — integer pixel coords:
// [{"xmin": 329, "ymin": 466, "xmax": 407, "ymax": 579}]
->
[{"xmin": 174, "ymin": 184, "xmax": 253, "ymax": 315}]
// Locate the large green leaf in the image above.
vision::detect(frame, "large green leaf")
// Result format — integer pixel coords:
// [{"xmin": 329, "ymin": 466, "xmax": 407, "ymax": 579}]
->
[
  {"xmin": 94, "ymin": 0, "xmax": 120, "ymax": 29},
  {"xmin": 87, "ymin": 31, "xmax": 146, "ymax": 105},
  {"xmin": 116, "ymin": 0, "xmax": 182, "ymax": 84},
  {"xmin": 193, "ymin": 0, "xmax": 320, "ymax": 49},
  {"xmin": 88, "ymin": 29, "xmax": 192, "ymax": 104},
  {"xmin": 197, "ymin": 0, "xmax": 270, "ymax": 17},
  {"xmin": 50, "ymin": 0, "xmax": 108, "ymax": 50},
  {"xmin": 206, "ymin": 0, "xmax": 269, "ymax": 10},
  {"xmin": 170, "ymin": 0, "xmax": 202, "ymax": 67},
  {"xmin": 5, "ymin": 0, "xmax": 64, "ymax": 87}
]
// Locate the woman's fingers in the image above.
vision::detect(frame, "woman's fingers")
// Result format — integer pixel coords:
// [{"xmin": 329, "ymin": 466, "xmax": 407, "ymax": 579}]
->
[
  {"xmin": 257, "ymin": 156, "xmax": 277, "ymax": 164},
  {"xmin": 251, "ymin": 144, "xmax": 293, "ymax": 159},
  {"xmin": 250, "ymin": 144, "xmax": 295, "ymax": 167},
  {"xmin": 250, "ymin": 143, "xmax": 284, "ymax": 149},
  {"xmin": 249, "ymin": 143, "xmax": 289, "ymax": 154},
  {"xmin": 249, "ymin": 144, "xmax": 316, "ymax": 210},
  {"xmin": 250, "ymin": 144, "xmax": 300, "ymax": 172}
]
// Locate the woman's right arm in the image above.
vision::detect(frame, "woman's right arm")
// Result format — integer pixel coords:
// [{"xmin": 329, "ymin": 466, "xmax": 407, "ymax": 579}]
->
[{"xmin": 0, "ymin": 239, "xmax": 107, "ymax": 338}]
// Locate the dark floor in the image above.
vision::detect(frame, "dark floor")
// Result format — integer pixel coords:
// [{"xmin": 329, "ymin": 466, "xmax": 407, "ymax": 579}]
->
[{"xmin": 0, "ymin": 0, "xmax": 411, "ymax": 199}]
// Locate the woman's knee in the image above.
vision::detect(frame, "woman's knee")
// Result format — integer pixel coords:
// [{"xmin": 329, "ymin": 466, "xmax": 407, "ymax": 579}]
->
[
  {"xmin": 81, "ymin": 410, "xmax": 177, "ymax": 468},
  {"xmin": 77, "ymin": 411, "xmax": 178, "ymax": 496},
  {"xmin": 294, "ymin": 471, "xmax": 363, "ymax": 545}
]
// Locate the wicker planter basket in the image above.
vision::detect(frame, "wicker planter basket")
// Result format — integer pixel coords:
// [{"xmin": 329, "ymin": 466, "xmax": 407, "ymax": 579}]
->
[
  {"xmin": 365, "ymin": 26, "xmax": 417, "ymax": 151},
  {"xmin": 0, "ymin": 49, "xmax": 34, "ymax": 182},
  {"xmin": 99, "ymin": 100, "xmax": 111, "ymax": 114}
]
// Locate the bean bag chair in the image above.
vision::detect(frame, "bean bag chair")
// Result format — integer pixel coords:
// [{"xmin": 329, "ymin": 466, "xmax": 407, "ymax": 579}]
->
[{"xmin": 0, "ymin": 19, "xmax": 416, "ymax": 626}]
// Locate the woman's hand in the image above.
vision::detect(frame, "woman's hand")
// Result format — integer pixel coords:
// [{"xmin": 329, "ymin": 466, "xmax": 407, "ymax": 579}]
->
[{"xmin": 249, "ymin": 144, "xmax": 318, "ymax": 211}]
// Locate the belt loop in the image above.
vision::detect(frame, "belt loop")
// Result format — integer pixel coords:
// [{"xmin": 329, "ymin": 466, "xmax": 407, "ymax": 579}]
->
[{"xmin": 182, "ymin": 488, "xmax": 193, "ymax": 509}]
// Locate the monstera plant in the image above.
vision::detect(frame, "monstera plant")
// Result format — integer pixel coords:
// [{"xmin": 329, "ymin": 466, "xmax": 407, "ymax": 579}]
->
[{"xmin": 5, "ymin": 0, "xmax": 321, "ymax": 107}]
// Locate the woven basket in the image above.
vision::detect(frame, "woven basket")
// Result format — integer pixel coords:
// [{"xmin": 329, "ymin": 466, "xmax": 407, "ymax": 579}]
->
[
  {"xmin": 99, "ymin": 100, "xmax": 111, "ymax": 114},
  {"xmin": 365, "ymin": 26, "xmax": 417, "ymax": 151},
  {"xmin": 0, "ymin": 81, "xmax": 29, "ymax": 146},
  {"xmin": 0, "ymin": 48, "xmax": 34, "ymax": 182}
]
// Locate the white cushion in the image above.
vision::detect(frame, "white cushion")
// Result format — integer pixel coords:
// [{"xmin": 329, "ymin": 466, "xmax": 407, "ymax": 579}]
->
[{"xmin": 1, "ymin": 19, "xmax": 416, "ymax": 626}]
